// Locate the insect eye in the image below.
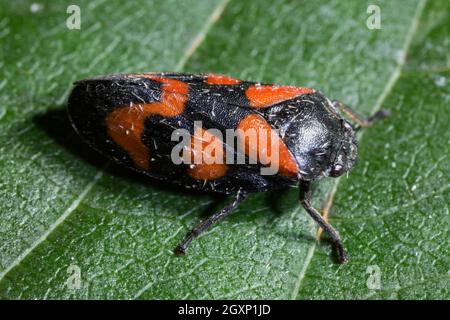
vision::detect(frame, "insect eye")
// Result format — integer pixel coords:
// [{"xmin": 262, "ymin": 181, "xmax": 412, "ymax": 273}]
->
[{"xmin": 330, "ymin": 164, "xmax": 344, "ymax": 177}]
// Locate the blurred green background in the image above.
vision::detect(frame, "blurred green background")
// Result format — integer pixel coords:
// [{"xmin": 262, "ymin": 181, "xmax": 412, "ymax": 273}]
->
[{"xmin": 0, "ymin": 0, "xmax": 448, "ymax": 299}]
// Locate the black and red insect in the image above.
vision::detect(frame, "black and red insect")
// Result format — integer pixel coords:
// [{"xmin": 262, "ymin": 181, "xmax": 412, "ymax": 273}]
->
[{"xmin": 68, "ymin": 73, "xmax": 388, "ymax": 263}]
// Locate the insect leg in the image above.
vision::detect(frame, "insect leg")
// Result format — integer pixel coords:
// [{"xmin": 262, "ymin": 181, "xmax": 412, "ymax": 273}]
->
[
  {"xmin": 333, "ymin": 100, "xmax": 390, "ymax": 130},
  {"xmin": 299, "ymin": 180, "xmax": 348, "ymax": 263},
  {"xmin": 174, "ymin": 189, "xmax": 248, "ymax": 256}
]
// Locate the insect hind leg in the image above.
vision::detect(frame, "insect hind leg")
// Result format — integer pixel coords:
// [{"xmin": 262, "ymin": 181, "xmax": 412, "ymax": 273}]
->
[{"xmin": 174, "ymin": 189, "xmax": 248, "ymax": 256}]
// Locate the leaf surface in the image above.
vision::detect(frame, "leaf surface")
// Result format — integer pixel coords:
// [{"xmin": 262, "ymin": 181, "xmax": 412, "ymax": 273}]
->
[{"xmin": 0, "ymin": 0, "xmax": 447, "ymax": 299}]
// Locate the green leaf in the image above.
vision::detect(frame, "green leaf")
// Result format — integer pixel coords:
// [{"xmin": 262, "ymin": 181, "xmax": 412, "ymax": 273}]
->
[{"xmin": 0, "ymin": 0, "xmax": 448, "ymax": 299}]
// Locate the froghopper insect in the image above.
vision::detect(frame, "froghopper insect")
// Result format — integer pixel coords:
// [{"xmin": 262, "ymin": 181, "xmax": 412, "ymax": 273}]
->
[{"xmin": 68, "ymin": 73, "xmax": 389, "ymax": 263}]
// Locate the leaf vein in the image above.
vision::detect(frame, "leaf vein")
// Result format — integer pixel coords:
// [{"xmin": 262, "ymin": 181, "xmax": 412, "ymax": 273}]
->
[{"xmin": 0, "ymin": 169, "xmax": 105, "ymax": 282}]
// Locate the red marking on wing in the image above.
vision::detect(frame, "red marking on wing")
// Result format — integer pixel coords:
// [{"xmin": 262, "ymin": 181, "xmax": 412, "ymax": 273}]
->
[
  {"xmin": 127, "ymin": 74, "xmax": 190, "ymax": 95},
  {"xmin": 106, "ymin": 78, "xmax": 188, "ymax": 170},
  {"xmin": 246, "ymin": 85, "xmax": 314, "ymax": 108},
  {"xmin": 237, "ymin": 114, "xmax": 298, "ymax": 177},
  {"xmin": 187, "ymin": 127, "xmax": 228, "ymax": 180},
  {"xmin": 205, "ymin": 74, "xmax": 241, "ymax": 85},
  {"xmin": 187, "ymin": 163, "xmax": 228, "ymax": 180}
]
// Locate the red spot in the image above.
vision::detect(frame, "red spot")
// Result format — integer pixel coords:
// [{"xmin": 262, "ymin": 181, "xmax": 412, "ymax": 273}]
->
[
  {"xmin": 106, "ymin": 78, "xmax": 188, "ymax": 170},
  {"xmin": 205, "ymin": 74, "xmax": 241, "ymax": 85},
  {"xmin": 246, "ymin": 85, "xmax": 314, "ymax": 108},
  {"xmin": 187, "ymin": 163, "xmax": 228, "ymax": 180},
  {"xmin": 187, "ymin": 127, "xmax": 228, "ymax": 180},
  {"xmin": 129, "ymin": 74, "xmax": 189, "ymax": 95},
  {"xmin": 237, "ymin": 114, "xmax": 298, "ymax": 177}
]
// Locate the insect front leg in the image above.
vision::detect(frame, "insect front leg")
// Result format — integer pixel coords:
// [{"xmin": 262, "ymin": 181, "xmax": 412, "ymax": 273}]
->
[
  {"xmin": 333, "ymin": 100, "xmax": 390, "ymax": 130},
  {"xmin": 174, "ymin": 189, "xmax": 248, "ymax": 256},
  {"xmin": 298, "ymin": 180, "xmax": 348, "ymax": 264}
]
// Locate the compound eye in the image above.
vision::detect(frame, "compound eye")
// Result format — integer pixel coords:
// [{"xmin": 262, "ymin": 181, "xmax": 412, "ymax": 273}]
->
[{"xmin": 330, "ymin": 164, "xmax": 344, "ymax": 177}]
